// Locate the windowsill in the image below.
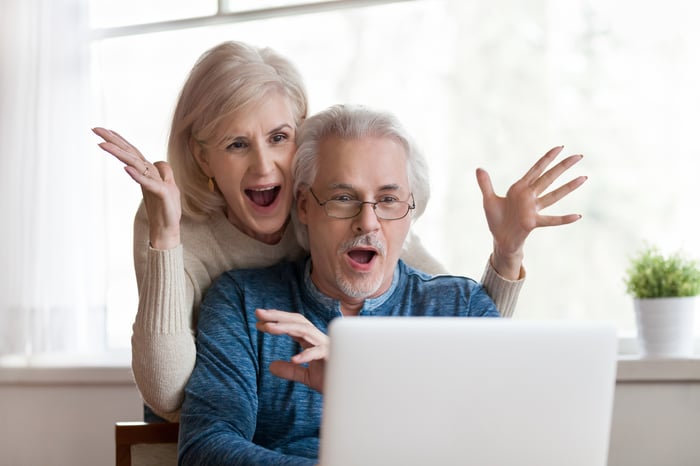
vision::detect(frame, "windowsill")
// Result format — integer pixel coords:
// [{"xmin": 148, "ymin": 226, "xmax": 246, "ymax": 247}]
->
[
  {"xmin": 0, "ymin": 365, "xmax": 135, "ymax": 386},
  {"xmin": 1, "ymin": 356, "xmax": 699, "ymax": 386},
  {"xmin": 616, "ymin": 357, "xmax": 700, "ymax": 382},
  {"xmin": 0, "ymin": 349, "xmax": 134, "ymax": 386}
]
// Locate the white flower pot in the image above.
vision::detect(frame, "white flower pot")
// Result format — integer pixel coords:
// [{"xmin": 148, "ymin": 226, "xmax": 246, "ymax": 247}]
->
[{"xmin": 634, "ymin": 296, "xmax": 697, "ymax": 358}]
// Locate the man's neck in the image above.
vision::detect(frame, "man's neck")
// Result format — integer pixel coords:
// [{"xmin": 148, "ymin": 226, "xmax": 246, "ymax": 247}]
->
[{"xmin": 340, "ymin": 302, "xmax": 363, "ymax": 316}]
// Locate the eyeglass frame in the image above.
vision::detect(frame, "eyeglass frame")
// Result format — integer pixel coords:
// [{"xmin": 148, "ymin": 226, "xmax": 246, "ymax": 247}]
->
[{"xmin": 307, "ymin": 187, "xmax": 416, "ymax": 220}]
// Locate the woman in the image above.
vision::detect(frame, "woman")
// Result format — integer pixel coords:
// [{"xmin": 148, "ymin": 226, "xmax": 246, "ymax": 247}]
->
[{"xmin": 94, "ymin": 41, "xmax": 584, "ymax": 422}]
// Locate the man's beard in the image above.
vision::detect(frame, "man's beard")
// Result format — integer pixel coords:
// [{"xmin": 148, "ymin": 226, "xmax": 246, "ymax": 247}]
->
[{"xmin": 335, "ymin": 233, "xmax": 386, "ymax": 299}]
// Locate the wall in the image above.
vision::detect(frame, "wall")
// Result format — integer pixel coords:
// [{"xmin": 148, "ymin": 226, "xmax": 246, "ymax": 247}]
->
[
  {"xmin": 608, "ymin": 359, "xmax": 700, "ymax": 466},
  {"xmin": 0, "ymin": 368, "xmax": 142, "ymax": 466},
  {"xmin": 0, "ymin": 360, "xmax": 699, "ymax": 466}
]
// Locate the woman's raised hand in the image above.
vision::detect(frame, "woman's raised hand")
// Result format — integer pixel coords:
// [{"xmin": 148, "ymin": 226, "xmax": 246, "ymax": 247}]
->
[
  {"xmin": 93, "ymin": 127, "xmax": 182, "ymax": 249},
  {"xmin": 476, "ymin": 146, "xmax": 587, "ymax": 280}
]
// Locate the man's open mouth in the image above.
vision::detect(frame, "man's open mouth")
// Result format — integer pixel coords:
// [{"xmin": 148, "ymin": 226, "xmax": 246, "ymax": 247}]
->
[
  {"xmin": 245, "ymin": 186, "xmax": 281, "ymax": 207},
  {"xmin": 347, "ymin": 249, "xmax": 377, "ymax": 264}
]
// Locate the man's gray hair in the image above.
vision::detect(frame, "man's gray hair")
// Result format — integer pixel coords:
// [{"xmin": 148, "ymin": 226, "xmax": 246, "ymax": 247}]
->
[{"xmin": 292, "ymin": 104, "xmax": 430, "ymax": 250}]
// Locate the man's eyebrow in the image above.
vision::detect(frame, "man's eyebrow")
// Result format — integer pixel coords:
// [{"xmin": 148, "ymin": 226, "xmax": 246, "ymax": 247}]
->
[
  {"xmin": 328, "ymin": 183, "xmax": 355, "ymax": 190},
  {"xmin": 327, "ymin": 183, "xmax": 402, "ymax": 191}
]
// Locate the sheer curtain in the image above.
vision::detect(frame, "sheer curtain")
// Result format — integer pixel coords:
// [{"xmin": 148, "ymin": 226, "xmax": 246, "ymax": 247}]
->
[{"xmin": 0, "ymin": 0, "xmax": 108, "ymax": 364}]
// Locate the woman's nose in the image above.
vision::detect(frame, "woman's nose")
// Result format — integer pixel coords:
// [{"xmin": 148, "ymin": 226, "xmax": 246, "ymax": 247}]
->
[{"xmin": 249, "ymin": 144, "xmax": 274, "ymax": 175}]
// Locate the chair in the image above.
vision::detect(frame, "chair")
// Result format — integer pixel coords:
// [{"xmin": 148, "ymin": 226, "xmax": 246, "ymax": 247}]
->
[{"xmin": 115, "ymin": 422, "xmax": 179, "ymax": 466}]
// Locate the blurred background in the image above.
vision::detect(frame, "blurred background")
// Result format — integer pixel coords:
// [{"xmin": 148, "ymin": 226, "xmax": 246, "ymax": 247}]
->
[{"xmin": 2, "ymin": 0, "xmax": 699, "ymax": 362}]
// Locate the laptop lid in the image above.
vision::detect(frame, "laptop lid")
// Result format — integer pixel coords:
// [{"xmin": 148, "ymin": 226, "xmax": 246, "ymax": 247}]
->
[{"xmin": 319, "ymin": 317, "xmax": 618, "ymax": 466}]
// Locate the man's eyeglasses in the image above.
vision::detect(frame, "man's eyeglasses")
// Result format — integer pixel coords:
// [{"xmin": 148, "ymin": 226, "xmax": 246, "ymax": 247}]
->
[{"xmin": 308, "ymin": 187, "xmax": 415, "ymax": 220}]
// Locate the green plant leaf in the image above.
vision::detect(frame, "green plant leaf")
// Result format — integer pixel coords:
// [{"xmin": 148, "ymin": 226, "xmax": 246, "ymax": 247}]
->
[{"xmin": 624, "ymin": 245, "xmax": 700, "ymax": 298}]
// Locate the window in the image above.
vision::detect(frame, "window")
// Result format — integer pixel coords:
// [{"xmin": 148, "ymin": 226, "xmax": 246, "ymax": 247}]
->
[{"xmin": 2, "ymin": 0, "xmax": 699, "ymax": 363}]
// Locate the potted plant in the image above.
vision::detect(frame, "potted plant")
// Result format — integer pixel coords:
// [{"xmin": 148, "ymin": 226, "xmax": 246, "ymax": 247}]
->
[{"xmin": 624, "ymin": 245, "xmax": 700, "ymax": 358}]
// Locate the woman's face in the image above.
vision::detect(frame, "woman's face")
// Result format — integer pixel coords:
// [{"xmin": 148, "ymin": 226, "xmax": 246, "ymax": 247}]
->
[{"xmin": 197, "ymin": 92, "xmax": 297, "ymax": 244}]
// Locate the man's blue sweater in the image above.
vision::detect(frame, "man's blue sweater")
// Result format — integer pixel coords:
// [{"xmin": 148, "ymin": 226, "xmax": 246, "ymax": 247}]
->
[{"xmin": 178, "ymin": 257, "xmax": 499, "ymax": 465}]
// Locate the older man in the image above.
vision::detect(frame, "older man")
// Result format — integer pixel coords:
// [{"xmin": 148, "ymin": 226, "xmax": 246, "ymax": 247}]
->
[{"xmin": 178, "ymin": 104, "xmax": 567, "ymax": 465}]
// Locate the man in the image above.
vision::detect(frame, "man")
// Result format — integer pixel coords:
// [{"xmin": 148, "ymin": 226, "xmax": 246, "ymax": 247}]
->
[{"xmin": 177, "ymin": 104, "xmax": 562, "ymax": 465}]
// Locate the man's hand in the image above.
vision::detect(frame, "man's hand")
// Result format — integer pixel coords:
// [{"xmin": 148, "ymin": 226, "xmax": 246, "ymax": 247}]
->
[
  {"xmin": 476, "ymin": 146, "xmax": 587, "ymax": 280},
  {"xmin": 255, "ymin": 309, "xmax": 329, "ymax": 393}
]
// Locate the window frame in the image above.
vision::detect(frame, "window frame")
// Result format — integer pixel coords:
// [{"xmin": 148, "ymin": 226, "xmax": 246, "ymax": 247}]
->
[{"xmin": 90, "ymin": 0, "xmax": 414, "ymax": 39}]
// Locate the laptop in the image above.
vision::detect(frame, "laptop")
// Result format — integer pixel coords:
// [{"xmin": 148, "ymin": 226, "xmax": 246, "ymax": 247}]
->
[{"xmin": 318, "ymin": 317, "xmax": 618, "ymax": 466}]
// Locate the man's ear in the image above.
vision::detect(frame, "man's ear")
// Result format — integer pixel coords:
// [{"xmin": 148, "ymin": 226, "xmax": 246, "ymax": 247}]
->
[
  {"xmin": 189, "ymin": 135, "xmax": 212, "ymax": 177},
  {"xmin": 296, "ymin": 188, "xmax": 310, "ymax": 225}
]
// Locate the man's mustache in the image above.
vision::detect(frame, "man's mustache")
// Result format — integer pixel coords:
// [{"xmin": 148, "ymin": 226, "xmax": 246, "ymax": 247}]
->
[{"xmin": 340, "ymin": 234, "xmax": 386, "ymax": 256}]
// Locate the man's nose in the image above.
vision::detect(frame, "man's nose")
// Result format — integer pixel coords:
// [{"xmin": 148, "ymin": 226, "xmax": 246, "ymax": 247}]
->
[{"xmin": 352, "ymin": 202, "xmax": 380, "ymax": 233}]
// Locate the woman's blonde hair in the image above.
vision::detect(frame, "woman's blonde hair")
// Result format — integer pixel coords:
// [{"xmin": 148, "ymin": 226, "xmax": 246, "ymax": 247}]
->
[{"xmin": 168, "ymin": 41, "xmax": 308, "ymax": 220}]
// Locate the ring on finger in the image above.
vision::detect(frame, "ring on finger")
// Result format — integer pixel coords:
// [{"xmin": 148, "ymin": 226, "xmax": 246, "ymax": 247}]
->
[{"xmin": 142, "ymin": 165, "xmax": 150, "ymax": 176}]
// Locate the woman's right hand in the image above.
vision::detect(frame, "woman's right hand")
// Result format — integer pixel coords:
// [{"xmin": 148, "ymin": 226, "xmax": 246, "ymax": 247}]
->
[{"xmin": 93, "ymin": 127, "xmax": 182, "ymax": 250}]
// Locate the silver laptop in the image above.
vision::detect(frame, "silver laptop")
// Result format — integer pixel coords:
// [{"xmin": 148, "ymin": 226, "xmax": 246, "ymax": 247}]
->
[{"xmin": 319, "ymin": 317, "xmax": 618, "ymax": 466}]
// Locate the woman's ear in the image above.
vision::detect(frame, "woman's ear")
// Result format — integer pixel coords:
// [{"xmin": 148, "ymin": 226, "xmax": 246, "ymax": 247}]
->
[
  {"xmin": 296, "ymin": 187, "xmax": 310, "ymax": 225},
  {"xmin": 189, "ymin": 135, "xmax": 212, "ymax": 177}
]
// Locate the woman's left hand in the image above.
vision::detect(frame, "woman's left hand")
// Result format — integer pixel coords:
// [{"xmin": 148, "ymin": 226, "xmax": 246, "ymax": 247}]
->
[{"xmin": 476, "ymin": 146, "xmax": 587, "ymax": 280}]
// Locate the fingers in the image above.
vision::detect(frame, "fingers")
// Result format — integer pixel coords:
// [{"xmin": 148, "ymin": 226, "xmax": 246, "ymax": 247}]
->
[
  {"xmin": 532, "ymin": 154, "xmax": 584, "ymax": 195},
  {"xmin": 259, "ymin": 309, "xmax": 329, "ymax": 394},
  {"xmin": 256, "ymin": 308, "xmax": 329, "ymax": 364},
  {"xmin": 537, "ymin": 213, "xmax": 583, "ymax": 227},
  {"xmin": 154, "ymin": 161, "xmax": 174, "ymax": 182},
  {"xmin": 92, "ymin": 127, "xmax": 139, "ymax": 153},
  {"xmin": 269, "ymin": 360, "xmax": 324, "ymax": 393},
  {"xmin": 123, "ymin": 161, "xmax": 161, "ymax": 186},
  {"xmin": 537, "ymin": 175, "xmax": 587, "ymax": 210},
  {"xmin": 93, "ymin": 127, "xmax": 156, "ymax": 181},
  {"xmin": 269, "ymin": 360, "xmax": 306, "ymax": 383},
  {"xmin": 97, "ymin": 139, "xmax": 148, "ymax": 170},
  {"xmin": 291, "ymin": 344, "xmax": 327, "ymax": 364},
  {"xmin": 481, "ymin": 146, "xmax": 579, "ymax": 198},
  {"xmin": 255, "ymin": 309, "xmax": 328, "ymax": 348},
  {"xmin": 522, "ymin": 145, "xmax": 564, "ymax": 183}
]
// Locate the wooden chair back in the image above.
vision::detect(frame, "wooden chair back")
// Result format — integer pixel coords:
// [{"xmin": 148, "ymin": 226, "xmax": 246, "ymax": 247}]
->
[{"xmin": 115, "ymin": 421, "xmax": 179, "ymax": 466}]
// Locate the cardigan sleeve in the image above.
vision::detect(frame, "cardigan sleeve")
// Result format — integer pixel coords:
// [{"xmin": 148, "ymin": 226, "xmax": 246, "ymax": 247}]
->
[
  {"xmin": 480, "ymin": 258, "xmax": 525, "ymax": 318},
  {"xmin": 131, "ymin": 202, "xmax": 196, "ymax": 421}
]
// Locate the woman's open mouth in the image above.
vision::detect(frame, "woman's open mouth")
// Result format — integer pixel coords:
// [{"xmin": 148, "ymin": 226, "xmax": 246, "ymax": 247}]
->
[{"xmin": 245, "ymin": 186, "xmax": 281, "ymax": 207}]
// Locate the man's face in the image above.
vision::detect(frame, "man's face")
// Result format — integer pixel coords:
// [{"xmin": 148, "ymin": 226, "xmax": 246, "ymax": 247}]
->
[{"xmin": 297, "ymin": 135, "xmax": 413, "ymax": 312}]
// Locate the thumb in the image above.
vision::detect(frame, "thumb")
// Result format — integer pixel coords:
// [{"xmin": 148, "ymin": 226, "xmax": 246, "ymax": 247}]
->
[
  {"xmin": 269, "ymin": 360, "xmax": 306, "ymax": 384},
  {"xmin": 154, "ymin": 160, "xmax": 175, "ymax": 182},
  {"xmin": 475, "ymin": 167, "xmax": 495, "ymax": 200}
]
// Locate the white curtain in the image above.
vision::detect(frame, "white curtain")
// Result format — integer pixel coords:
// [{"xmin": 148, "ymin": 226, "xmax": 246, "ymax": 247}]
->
[{"xmin": 0, "ymin": 0, "xmax": 107, "ymax": 363}]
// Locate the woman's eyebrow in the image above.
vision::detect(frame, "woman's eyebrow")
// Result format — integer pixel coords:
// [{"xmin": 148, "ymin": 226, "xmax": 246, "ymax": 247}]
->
[{"xmin": 266, "ymin": 123, "xmax": 294, "ymax": 135}]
